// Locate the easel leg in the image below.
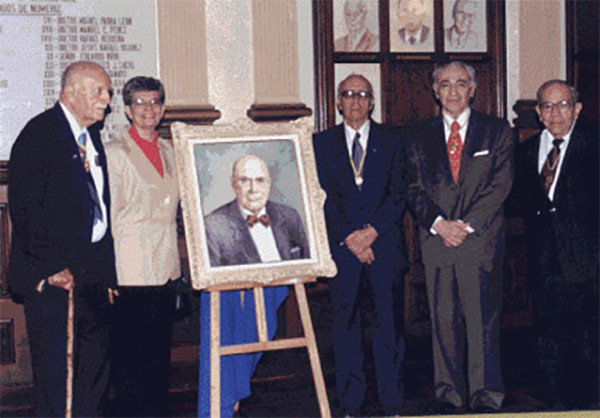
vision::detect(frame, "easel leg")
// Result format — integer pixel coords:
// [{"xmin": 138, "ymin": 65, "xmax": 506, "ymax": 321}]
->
[
  {"xmin": 294, "ymin": 283, "xmax": 331, "ymax": 418},
  {"xmin": 210, "ymin": 291, "xmax": 220, "ymax": 418},
  {"xmin": 253, "ymin": 287, "xmax": 268, "ymax": 342}
]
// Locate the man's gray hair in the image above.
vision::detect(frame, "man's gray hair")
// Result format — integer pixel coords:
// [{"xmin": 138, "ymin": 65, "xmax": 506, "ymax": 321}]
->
[
  {"xmin": 432, "ymin": 61, "xmax": 476, "ymax": 87},
  {"xmin": 536, "ymin": 79, "xmax": 579, "ymax": 106},
  {"xmin": 337, "ymin": 73, "xmax": 374, "ymax": 98}
]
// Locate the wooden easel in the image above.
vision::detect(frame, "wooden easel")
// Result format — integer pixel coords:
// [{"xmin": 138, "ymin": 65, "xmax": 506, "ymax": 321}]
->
[{"xmin": 207, "ymin": 277, "xmax": 331, "ymax": 418}]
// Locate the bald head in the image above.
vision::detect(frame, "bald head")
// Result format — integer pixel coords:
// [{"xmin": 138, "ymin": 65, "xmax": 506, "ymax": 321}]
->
[
  {"xmin": 231, "ymin": 155, "xmax": 271, "ymax": 215},
  {"xmin": 59, "ymin": 61, "xmax": 113, "ymax": 128}
]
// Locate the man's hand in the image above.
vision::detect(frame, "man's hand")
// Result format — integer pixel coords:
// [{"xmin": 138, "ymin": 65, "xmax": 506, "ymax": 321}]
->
[
  {"xmin": 108, "ymin": 288, "xmax": 119, "ymax": 305},
  {"xmin": 433, "ymin": 219, "xmax": 470, "ymax": 247},
  {"xmin": 47, "ymin": 268, "xmax": 74, "ymax": 291},
  {"xmin": 356, "ymin": 247, "xmax": 375, "ymax": 264},
  {"xmin": 345, "ymin": 225, "xmax": 378, "ymax": 256}
]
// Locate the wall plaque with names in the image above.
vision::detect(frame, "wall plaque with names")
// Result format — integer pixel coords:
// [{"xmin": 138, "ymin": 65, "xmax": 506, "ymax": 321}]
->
[{"xmin": 0, "ymin": 0, "xmax": 158, "ymax": 159}]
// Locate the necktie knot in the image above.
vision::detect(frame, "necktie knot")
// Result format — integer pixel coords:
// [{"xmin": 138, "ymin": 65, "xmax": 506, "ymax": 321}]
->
[
  {"xmin": 247, "ymin": 214, "xmax": 270, "ymax": 227},
  {"xmin": 451, "ymin": 121, "xmax": 460, "ymax": 133},
  {"xmin": 78, "ymin": 132, "xmax": 86, "ymax": 146},
  {"xmin": 541, "ymin": 138, "xmax": 565, "ymax": 193}
]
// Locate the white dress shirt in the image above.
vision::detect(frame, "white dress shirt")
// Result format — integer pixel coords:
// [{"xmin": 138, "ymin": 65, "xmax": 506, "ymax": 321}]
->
[
  {"xmin": 239, "ymin": 204, "xmax": 282, "ymax": 263},
  {"xmin": 537, "ymin": 124, "xmax": 575, "ymax": 201},
  {"xmin": 344, "ymin": 119, "xmax": 370, "ymax": 159},
  {"xmin": 431, "ymin": 108, "xmax": 474, "ymax": 234},
  {"xmin": 60, "ymin": 101, "xmax": 108, "ymax": 242}
]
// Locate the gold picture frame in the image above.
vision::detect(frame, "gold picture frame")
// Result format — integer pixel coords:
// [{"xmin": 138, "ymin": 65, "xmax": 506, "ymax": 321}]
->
[{"xmin": 171, "ymin": 117, "xmax": 337, "ymax": 290}]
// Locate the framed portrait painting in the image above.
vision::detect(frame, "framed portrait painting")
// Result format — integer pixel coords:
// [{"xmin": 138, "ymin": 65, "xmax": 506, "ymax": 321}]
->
[
  {"xmin": 390, "ymin": 0, "xmax": 435, "ymax": 53},
  {"xmin": 443, "ymin": 0, "xmax": 487, "ymax": 52},
  {"xmin": 333, "ymin": 0, "xmax": 380, "ymax": 52},
  {"xmin": 171, "ymin": 118, "xmax": 337, "ymax": 290}
]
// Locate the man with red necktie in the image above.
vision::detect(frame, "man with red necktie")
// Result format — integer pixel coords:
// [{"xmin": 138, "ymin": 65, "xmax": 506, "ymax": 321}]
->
[{"xmin": 405, "ymin": 61, "xmax": 514, "ymax": 413}]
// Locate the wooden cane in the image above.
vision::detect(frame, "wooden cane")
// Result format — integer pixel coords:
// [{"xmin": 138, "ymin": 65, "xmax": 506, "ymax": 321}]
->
[{"xmin": 66, "ymin": 287, "xmax": 74, "ymax": 418}]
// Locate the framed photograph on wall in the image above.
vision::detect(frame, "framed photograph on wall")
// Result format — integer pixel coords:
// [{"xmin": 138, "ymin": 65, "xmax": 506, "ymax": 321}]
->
[
  {"xmin": 390, "ymin": 0, "xmax": 435, "ymax": 53},
  {"xmin": 171, "ymin": 118, "xmax": 336, "ymax": 290},
  {"xmin": 335, "ymin": 63, "xmax": 381, "ymax": 125},
  {"xmin": 333, "ymin": 0, "xmax": 380, "ymax": 52},
  {"xmin": 443, "ymin": 0, "xmax": 487, "ymax": 52}
]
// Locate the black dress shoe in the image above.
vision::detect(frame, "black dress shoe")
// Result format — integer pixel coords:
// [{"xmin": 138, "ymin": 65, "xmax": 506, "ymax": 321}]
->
[
  {"xmin": 472, "ymin": 404, "xmax": 498, "ymax": 414},
  {"xmin": 339, "ymin": 406, "xmax": 362, "ymax": 417},
  {"xmin": 427, "ymin": 400, "xmax": 465, "ymax": 415},
  {"xmin": 381, "ymin": 405, "xmax": 404, "ymax": 416}
]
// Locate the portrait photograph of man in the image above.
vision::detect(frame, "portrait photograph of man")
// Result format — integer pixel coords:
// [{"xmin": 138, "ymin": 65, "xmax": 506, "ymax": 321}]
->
[{"xmin": 390, "ymin": 0, "xmax": 434, "ymax": 52}]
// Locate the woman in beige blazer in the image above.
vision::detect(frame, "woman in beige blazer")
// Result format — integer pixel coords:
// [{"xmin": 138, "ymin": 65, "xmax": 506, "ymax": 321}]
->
[{"xmin": 105, "ymin": 76, "xmax": 180, "ymax": 417}]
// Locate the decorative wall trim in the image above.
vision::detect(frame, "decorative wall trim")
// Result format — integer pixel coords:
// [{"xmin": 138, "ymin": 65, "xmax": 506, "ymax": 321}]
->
[
  {"xmin": 158, "ymin": 106, "xmax": 222, "ymax": 139},
  {"xmin": 247, "ymin": 103, "xmax": 312, "ymax": 122}
]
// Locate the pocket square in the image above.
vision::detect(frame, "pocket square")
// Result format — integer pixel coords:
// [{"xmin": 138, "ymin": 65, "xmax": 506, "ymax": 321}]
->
[
  {"xmin": 473, "ymin": 149, "xmax": 490, "ymax": 157},
  {"xmin": 290, "ymin": 246, "xmax": 302, "ymax": 259}
]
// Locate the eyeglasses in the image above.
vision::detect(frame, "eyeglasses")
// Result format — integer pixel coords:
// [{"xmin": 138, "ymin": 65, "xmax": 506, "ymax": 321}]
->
[
  {"xmin": 235, "ymin": 176, "xmax": 270, "ymax": 188},
  {"xmin": 131, "ymin": 97, "xmax": 162, "ymax": 107},
  {"xmin": 539, "ymin": 99, "xmax": 573, "ymax": 114},
  {"xmin": 340, "ymin": 90, "xmax": 372, "ymax": 101}
]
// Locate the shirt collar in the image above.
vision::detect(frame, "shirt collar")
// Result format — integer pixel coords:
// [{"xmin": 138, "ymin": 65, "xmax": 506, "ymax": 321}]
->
[
  {"xmin": 129, "ymin": 124, "xmax": 158, "ymax": 145},
  {"xmin": 59, "ymin": 101, "xmax": 87, "ymax": 140},
  {"xmin": 442, "ymin": 107, "xmax": 471, "ymax": 130},
  {"xmin": 238, "ymin": 203, "xmax": 267, "ymax": 219},
  {"xmin": 541, "ymin": 119, "xmax": 577, "ymax": 147},
  {"xmin": 405, "ymin": 26, "xmax": 424, "ymax": 41}
]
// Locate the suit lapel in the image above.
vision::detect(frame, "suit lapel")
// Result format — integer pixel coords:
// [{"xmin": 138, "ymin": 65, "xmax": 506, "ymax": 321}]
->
[
  {"xmin": 553, "ymin": 124, "xmax": 580, "ymax": 202},
  {"xmin": 226, "ymin": 202, "xmax": 261, "ymax": 263},
  {"xmin": 458, "ymin": 111, "xmax": 484, "ymax": 184},
  {"xmin": 124, "ymin": 132, "xmax": 165, "ymax": 183},
  {"xmin": 267, "ymin": 203, "xmax": 290, "ymax": 260},
  {"xmin": 331, "ymin": 124, "xmax": 358, "ymax": 190},
  {"xmin": 425, "ymin": 117, "xmax": 454, "ymax": 183}
]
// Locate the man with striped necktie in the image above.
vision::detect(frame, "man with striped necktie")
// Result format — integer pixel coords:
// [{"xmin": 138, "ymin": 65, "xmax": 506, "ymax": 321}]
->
[
  {"xmin": 515, "ymin": 80, "xmax": 598, "ymax": 410},
  {"xmin": 8, "ymin": 61, "xmax": 117, "ymax": 417}
]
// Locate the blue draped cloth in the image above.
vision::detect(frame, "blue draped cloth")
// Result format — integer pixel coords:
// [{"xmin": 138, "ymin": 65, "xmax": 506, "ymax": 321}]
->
[{"xmin": 198, "ymin": 286, "xmax": 288, "ymax": 417}]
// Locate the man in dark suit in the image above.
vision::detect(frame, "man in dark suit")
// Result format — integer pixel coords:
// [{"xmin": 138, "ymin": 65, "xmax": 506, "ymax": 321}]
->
[
  {"xmin": 199, "ymin": 154, "xmax": 307, "ymax": 417},
  {"xmin": 515, "ymin": 80, "xmax": 598, "ymax": 410},
  {"xmin": 204, "ymin": 155, "xmax": 308, "ymax": 266},
  {"xmin": 8, "ymin": 61, "xmax": 116, "ymax": 416},
  {"xmin": 405, "ymin": 61, "xmax": 513, "ymax": 412},
  {"xmin": 313, "ymin": 74, "xmax": 407, "ymax": 416}
]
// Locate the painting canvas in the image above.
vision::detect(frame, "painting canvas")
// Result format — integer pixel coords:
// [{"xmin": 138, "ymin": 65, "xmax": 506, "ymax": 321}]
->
[{"xmin": 171, "ymin": 118, "xmax": 337, "ymax": 290}]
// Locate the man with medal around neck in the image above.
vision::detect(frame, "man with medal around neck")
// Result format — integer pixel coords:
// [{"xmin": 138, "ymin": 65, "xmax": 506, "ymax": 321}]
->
[
  {"xmin": 405, "ymin": 61, "xmax": 514, "ymax": 413},
  {"xmin": 313, "ymin": 74, "xmax": 407, "ymax": 416},
  {"xmin": 8, "ymin": 61, "xmax": 117, "ymax": 416}
]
